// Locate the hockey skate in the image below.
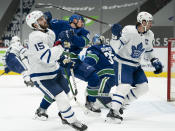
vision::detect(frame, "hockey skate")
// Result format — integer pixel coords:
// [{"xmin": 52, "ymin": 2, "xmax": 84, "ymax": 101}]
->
[
  {"xmin": 105, "ymin": 109, "xmax": 123, "ymax": 124},
  {"xmin": 119, "ymin": 103, "xmax": 130, "ymax": 115},
  {"xmin": 85, "ymin": 96, "xmax": 101, "ymax": 113},
  {"xmin": 58, "ymin": 112, "xmax": 88, "ymax": 131},
  {"xmin": 34, "ymin": 107, "xmax": 48, "ymax": 121}
]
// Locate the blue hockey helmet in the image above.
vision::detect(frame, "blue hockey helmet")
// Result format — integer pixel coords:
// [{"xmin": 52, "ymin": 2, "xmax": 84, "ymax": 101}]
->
[
  {"xmin": 44, "ymin": 11, "xmax": 52, "ymax": 23},
  {"xmin": 69, "ymin": 14, "xmax": 85, "ymax": 24},
  {"xmin": 92, "ymin": 34, "xmax": 105, "ymax": 45}
]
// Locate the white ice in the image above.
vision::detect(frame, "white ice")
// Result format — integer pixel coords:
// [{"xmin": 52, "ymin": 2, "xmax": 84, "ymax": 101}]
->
[{"xmin": 0, "ymin": 75, "xmax": 175, "ymax": 131}]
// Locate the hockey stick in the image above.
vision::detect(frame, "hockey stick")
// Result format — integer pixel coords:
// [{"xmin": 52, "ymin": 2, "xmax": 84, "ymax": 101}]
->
[
  {"xmin": 64, "ymin": 68, "xmax": 77, "ymax": 101},
  {"xmin": 35, "ymin": 3, "xmax": 112, "ymax": 27},
  {"xmin": 70, "ymin": 68, "xmax": 78, "ymax": 95}
]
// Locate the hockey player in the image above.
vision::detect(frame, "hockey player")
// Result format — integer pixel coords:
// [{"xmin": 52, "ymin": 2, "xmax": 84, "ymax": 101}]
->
[
  {"xmin": 25, "ymin": 10, "xmax": 87, "ymax": 131},
  {"xmin": 2, "ymin": 36, "xmax": 34, "ymax": 87},
  {"xmin": 34, "ymin": 12, "xmax": 101, "ymax": 120},
  {"xmin": 83, "ymin": 34, "xmax": 117, "ymax": 110},
  {"xmin": 108, "ymin": 11, "xmax": 163, "ymax": 122}
]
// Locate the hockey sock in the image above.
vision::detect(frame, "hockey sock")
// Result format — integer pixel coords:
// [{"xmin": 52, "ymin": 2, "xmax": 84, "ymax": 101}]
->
[
  {"xmin": 55, "ymin": 91, "xmax": 77, "ymax": 123},
  {"xmin": 40, "ymin": 95, "xmax": 54, "ymax": 110}
]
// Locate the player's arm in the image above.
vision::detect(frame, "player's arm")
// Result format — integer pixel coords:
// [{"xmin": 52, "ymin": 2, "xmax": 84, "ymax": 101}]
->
[
  {"xmin": 145, "ymin": 38, "xmax": 163, "ymax": 74},
  {"xmin": 83, "ymin": 48, "xmax": 99, "ymax": 67},
  {"xmin": 71, "ymin": 28, "xmax": 90, "ymax": 47},
  {"xmin": 110, "ymin": 25, "xmax": 129, "ymax": 54},
  {"xmin": 58, "ymin": 28, "xmax": 90, "ymax": 48}
]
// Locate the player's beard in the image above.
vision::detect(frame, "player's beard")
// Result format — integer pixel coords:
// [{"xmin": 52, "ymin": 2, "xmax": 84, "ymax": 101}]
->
[{"xmin": 40, "ymin": 23, "xmax": 49, "ymax": 30}]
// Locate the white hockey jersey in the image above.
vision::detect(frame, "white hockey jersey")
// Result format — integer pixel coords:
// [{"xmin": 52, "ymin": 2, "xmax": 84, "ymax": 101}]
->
[
  {"xmin": 27, "ymin": 29, "xmax": 64, "ymax": 81},
  {"xmin": 110, "ymin": 25, "xmax": 155, "ymax": 67},
  {"xmin": 2, "ymin": 40, "xmax": 28, "ymax": 66}
]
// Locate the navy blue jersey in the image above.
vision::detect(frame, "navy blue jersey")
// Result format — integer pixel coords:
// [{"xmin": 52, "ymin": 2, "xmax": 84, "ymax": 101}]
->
[
  {"xmin": 84, "ymin": 44, "xmax": 116, "ymax": 78},
  {"xmin": 49, "ymin": 19, "xmax": 90, "ymax": 56}
]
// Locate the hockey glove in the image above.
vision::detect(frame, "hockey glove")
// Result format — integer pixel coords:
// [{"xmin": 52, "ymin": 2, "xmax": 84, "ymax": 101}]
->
[
  {"xmin": 53, "ymin": 40, "xmax": 71, "ymax": 48},
  {"xmin": 58, "ymin": 55, "xmax": 74, "ymax": 68},
  {"xmin": 111, "ymin": 23, "xmax": 122, "ymax": 39},
  {"xmin": 23, "ymin": 75, "xmax": 34, "ymax": 87},
  {"xmin": 58, "ymin": 30, "xmax": 74, "ymax": 42},
  {"xmin": 151, "ymin": 58, "xmax": 163, "ymax": 74},
  {"xmin": 4, "ymin": 67, "xmax": 10, "ymax": 73}
]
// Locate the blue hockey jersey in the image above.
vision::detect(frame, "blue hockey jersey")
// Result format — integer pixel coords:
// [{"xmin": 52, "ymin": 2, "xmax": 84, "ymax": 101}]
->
[
  {"xmin": 84, "ymin": 44, "xmax": 116, "ymax": 78},
  {"xmin": 49, "ymin": 19, "xmax": 90, "ymax": 58}
]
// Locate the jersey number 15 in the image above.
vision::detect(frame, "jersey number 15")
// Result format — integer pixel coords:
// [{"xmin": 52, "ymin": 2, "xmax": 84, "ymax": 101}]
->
[{"xmin": 34, "ymin": 42, "xmax": 45, "ymax": 51}]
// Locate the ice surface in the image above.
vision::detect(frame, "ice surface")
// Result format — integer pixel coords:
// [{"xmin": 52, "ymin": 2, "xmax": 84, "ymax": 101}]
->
[{"xmin": 0, "ymin": 75, "xmax": 175, "ymax": 131}]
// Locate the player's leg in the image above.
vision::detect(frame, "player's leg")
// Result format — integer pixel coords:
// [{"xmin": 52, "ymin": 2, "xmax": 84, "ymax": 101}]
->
[
  {"xmin": 74, "ymin": 61, "xmax": 101, "ymax": 113},
  {"xmin": 35, "ymin": 95, "xmax": 54, "ymax": 120},
  {"xmin": 124, "ymin": 66, "xmax": 148, "ymax": 104},
  {"xmin": 34, "ymin": 73, "xmax": 87, "ymax": 130},
  {"xmin": 96, "ymin": 76, "xmax": 115, "ymax": 108},
  {"xmin": 105, "ymin": 62, "xmax": 133, "ymax": 123},
  {"xmin": 35, "ymin": 67, "xmax": 71, "ymax": 120}
]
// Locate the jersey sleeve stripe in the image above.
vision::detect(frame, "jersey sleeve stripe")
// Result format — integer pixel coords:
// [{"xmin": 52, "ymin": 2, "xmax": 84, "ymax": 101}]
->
[
  {"xmin": 120, "ymin": 40, "xmax": 125, "ymax": 45},
  {"xmin": 86, "ymin": 53, "xmax": 99, "ymax": 63},
  {"xmin": 82, "ymin": 36, "xmax": 89, "ymax": 46},
  {"xmin": 47, "ymin": 50, "xmax": 51, "ymax": 63},
  {"xmin": 40, "ymin": 49, "xmax": 51, "ymax": 63}
]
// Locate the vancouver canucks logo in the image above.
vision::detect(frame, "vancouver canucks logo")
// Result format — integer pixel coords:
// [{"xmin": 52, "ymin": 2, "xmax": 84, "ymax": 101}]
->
[{"xmin": 130, "ymin": 43, "xmax": 145, "ymax": 58}]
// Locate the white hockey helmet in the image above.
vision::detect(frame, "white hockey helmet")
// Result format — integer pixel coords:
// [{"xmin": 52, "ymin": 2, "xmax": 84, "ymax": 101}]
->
[
  {"xmin": 26, "ymin": 10, "xmax": 44, "ymax": 29},
  {"xmin": 11, "ymin": 36, "xmax": 20, "ymax": 43},
  {"xmin": 137, "ymin": 11, "xmax": 153, "ymax": 23}
]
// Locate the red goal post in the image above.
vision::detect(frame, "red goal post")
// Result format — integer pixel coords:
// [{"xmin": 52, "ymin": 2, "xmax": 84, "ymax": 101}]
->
[{"xmin": 167, "ymin": 38, "xmax": 175, "ymax": 101}]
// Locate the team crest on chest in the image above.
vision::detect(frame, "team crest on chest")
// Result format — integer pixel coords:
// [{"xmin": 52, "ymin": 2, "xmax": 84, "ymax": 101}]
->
[{"xmin": 131, "ymin": 42, "xmax": 145, "ymax": 58}]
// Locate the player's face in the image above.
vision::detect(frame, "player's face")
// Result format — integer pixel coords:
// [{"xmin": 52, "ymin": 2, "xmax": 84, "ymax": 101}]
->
[
  {"xmin": 76, "ymin": 19, "xmax": 84, "ymax": 28},
  {"xmin": 37, "ymin": 16, "xmax": 49, "ymax": 29},
  {"xmin": 142, "ymin": 20, "xmax": 152, "ymax": 31}
]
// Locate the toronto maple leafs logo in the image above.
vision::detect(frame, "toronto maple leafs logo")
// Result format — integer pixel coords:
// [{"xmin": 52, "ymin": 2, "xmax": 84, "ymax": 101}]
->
[{"xmin": 130, "ymin": 43, "xmax": 145, "ymax": 58}]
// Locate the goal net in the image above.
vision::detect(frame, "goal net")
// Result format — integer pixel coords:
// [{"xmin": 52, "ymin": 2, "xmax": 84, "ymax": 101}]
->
[{"xmin": 167, "ymin": 39, "xmax": 175, "ymax": 101}]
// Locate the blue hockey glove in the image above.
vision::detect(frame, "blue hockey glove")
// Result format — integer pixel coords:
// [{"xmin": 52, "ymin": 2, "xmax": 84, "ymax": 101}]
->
[
  {"xmin": 44, "ymin": 11, "xmax": 52, "ymax": 23},
  {"xmin": 111, "ymin": 23, "xmax": 122, "ymax": 39},
  {"xmin": 4, "ymin": 67, "xmax": 10, "ymax": 73},
  {"xmin": 151, "ymin": 58, "xmax": 163, "ymax": 74},
  {"xmin": 58, "ymin": 30, "xmax": 74, "ymax": 42}
]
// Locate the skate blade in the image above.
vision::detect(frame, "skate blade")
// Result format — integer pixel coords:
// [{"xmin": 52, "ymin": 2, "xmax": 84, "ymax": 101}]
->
[
  {"xmin": 105, "ymin": 117, "xmax": 122, "ymax": 124},
  {"xmin": 33, "ymin": 115, "xmax": 48, "ymax": 121}
]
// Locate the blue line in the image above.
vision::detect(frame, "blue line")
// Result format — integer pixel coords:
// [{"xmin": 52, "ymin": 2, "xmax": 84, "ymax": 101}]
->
[
  {"xmin": 60, "ymin": 107, "xmax": 71, "ymax": 114},
  {"xmin": 113, "ymin": 94, "xmax": 125, "ymax": 99},
  {"xmin": 47, "ymin": 50, "xmax": 51, "ymax": 63},
  {"xmin": 120, "ymin": 40, "xmax": 125, "ymax": 45},
  {"xmin": 64, "ymin": 112, "xmax": 74, "ymax": 119},
  {"xmin": 130, "ymin": 89, "xmax": 137, "ymax": 98},
  {"xmin": 126, "ymin": 94, "xmax": 130, "ymax": 100},
  {"xmin": 40, "ymin": 49, "xmax": 49, "ymax": 60},
  {"xmin": 112, "ymin": 100, "xmax": 122, "ymax": 105}
]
